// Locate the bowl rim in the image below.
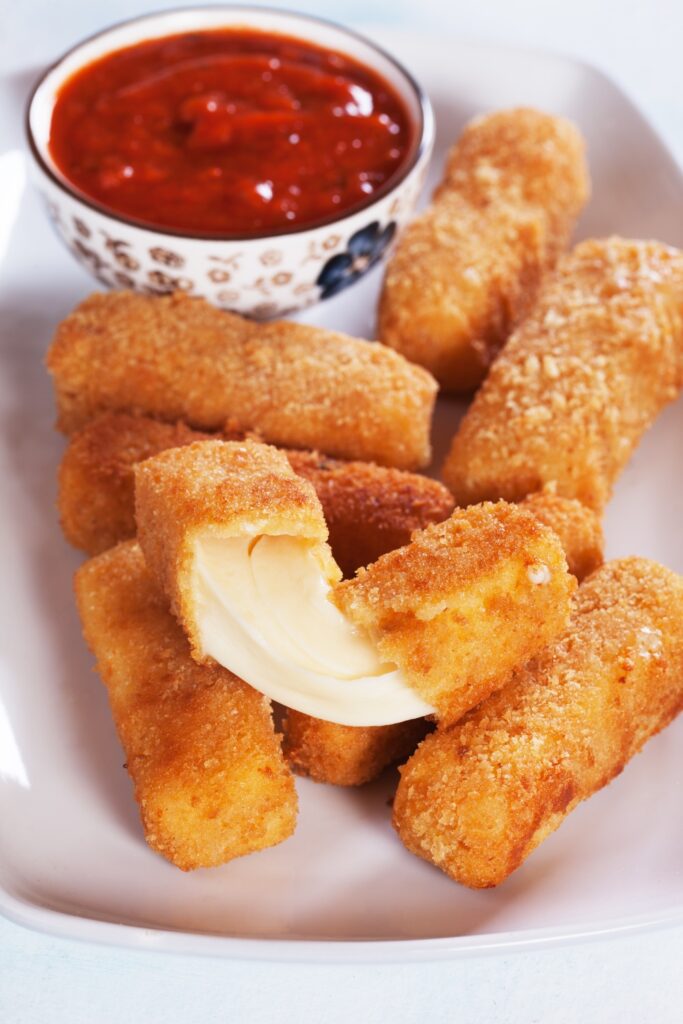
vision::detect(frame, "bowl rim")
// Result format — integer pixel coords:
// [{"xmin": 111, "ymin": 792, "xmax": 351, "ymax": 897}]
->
[{"xmin": 25, "ymin": 3, "xmax": 434, "ymax": 243}]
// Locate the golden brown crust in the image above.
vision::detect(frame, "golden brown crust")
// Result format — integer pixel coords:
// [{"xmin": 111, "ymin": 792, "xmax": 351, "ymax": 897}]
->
[
  {"xmin": 285, "ymin": 449, "xmax": 454, "ymax": 577},
  {"xmin": 443, "ymin": 237, "xmax": 683, "ymax": 510},
  {"xmin": 134, "ymin": 439, "xmax": 327, "ymax": 656},
  {"xmin": 282, "ymin": 711, "xmax": 430, "ymax": 787},
  {"xmin": 58, "ymin": 414, "xmax": 216, "ymax": 555},
  {"xmin": 520, "ymin": 487, "xmax": 603, "ymax": 581},
  {"xmin": 378, "ymin": 108, "xmax": 589, "ymax": 391},
  {"xmin": 57, "ymin": 413, "xmax": 454, "ymax": 568},
  {"xmin": 393, "ymin": 558, "xmax": 683, "ymax": 888},
  {"xmin": 333, "ymin": 501, "xmax": 576, "ymax": 725},
  {"xmin": 46, "ymin": 290, "xmax": 437, "ymax": 469},
  {"xmin": 74, "ymin": 540, "xmax": 297, "ymax": 870}
]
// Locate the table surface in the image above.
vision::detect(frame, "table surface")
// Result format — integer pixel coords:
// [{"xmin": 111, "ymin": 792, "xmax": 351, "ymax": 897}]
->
[{"xmin": 2, "ymin": 1, "xmax": 682, "ymax": 1021}]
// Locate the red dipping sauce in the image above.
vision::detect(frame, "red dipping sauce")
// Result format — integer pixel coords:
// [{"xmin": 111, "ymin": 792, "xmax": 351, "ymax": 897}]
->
[{"xmin": 48, "ymin": 29, "xmax": 415, "ymax": 237}]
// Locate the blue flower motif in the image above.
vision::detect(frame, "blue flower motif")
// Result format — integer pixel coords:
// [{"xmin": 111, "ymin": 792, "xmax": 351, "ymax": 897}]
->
[{"xmin": 316, "ymin": 221, "xmax": 397, "ymax": 299}]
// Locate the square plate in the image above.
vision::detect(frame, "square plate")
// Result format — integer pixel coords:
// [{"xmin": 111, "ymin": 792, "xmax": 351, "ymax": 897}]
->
[{"xmin": 1, "ymin": 29, "xmax": 683, "ymax": 962}]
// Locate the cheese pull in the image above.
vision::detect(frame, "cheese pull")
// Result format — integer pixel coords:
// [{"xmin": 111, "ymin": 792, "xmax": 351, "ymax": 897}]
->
[
  {"xmin": 193, "ymin": 532, "xmax": 432, "ymax": 726},
  {"xmin": 135, "ymin": 440, "xmax": 575, "ymax": 727}
]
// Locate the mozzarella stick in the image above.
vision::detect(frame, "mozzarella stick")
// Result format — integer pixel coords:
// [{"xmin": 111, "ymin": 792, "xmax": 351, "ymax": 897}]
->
[
  {"xmin": 444, "ymin": 238, "xmax": 683, "ymax": 510},
  {"xmin": 134, "ymin": 439, "xmax": 330, "ymax": 649},
  {"xmin": 378, "ymin": 108, "xmax": 589, "ymax": 391},
  {"xmin": 74, "ymin": 540, "xmax": 297, "ymax": 871},
  {"xmin": 46, "ymin": 290, "xmax": 437, "ymax": 469},
  {"xmin": 59, "ymin": 416, "xmax": 452, "ymax": 783},
  {"xmin": 57, "ymin": 412, "xmax": 454, "ymax": 568},
  {"xmin": 282, "ymin": 713, "xmax": 431, "ymax": 787},
  {"xmin": 393, "ymin": 558, "xmax": 683, "ymax": 888},
  {"xmin": 332, "ymin": 501, "xmax": 575, "ymax": 726},
  {"xmin": 520, "ymin": 488, "xmax": 603, "ymax": 582},
  {"xmin": 135, "ymin": 441, "xmax": 574, "ymax": 727},
  {"xmin": 59, "ymin": 414, "xmax": 217, "ymax": 555}
]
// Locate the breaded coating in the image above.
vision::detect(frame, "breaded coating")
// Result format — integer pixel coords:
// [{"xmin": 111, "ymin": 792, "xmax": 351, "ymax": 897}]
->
[
  {"xmin": 134, "ymin": 439, "xmax": 329, "ymax": 658},
  {"xmin": 520, "ymin": 487, "xmax": 603, "ymax": 581},
  {"xmin": 282, "ymin": 711, "xmax": 430, "ymax": 787},
  {"xmin": 59, "ymin": 414, "xmax": 215, "ymax": 555},
  {"xmin": 58, "ymin": 413, "xmax": 454, "ymax": 568},
  {"xmin": 444, "ymin": 238, "xmax": 683, "ymax": 510},
  {"xmin": 46, "ymin": 290, "xmax": 437, "ymax": 469},
  {"xmin": 284, "ymin": 449, "xmax": 454, "ymax": 577},
  {"xmin": 393, "ymin": 558, "xmax": 683, "ymax": 888},
  {"xmin": 60, "ymin": 416, "xmax": 453, "ymax": 786},
  {"xmin": 333, "ymin": 501, "xmax": 576, "ymax": 726},
  {"xmin": 74, "ymin": 540, "xmax": 297, "ymax": 870},
  {"xmin": 378, "ymin": 108, "xmax": 589, "ymax": 391}
]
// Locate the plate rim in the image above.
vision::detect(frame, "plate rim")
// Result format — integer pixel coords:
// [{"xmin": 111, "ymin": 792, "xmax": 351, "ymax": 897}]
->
[
  {"xmin": 3, "ymin": 31, "xmax": 683, "ymax": 962},
  {"xmin": 3, "ymin": 884, "xmax": 683, "ymax": 963}
]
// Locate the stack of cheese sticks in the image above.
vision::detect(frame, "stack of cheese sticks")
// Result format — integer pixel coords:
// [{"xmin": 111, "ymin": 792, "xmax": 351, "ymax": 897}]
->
[{"xmin": 47, "ymin": 107, "xmax": 683, "ymax": 888}]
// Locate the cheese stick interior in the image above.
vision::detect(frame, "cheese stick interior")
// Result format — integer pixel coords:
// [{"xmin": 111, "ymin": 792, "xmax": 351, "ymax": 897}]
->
[
  {"xmin": 134, "ymin": 439, "xmax": 434, "ymax": 726},
  {"xmin": 393, "ymin": 558, "xmax": 683, "ymax": 888},
  {"xmin": 378, "ymin": 108, "xmax": 589, "ymax": 391},
  {"xmin": 134, "ymin": 439, "xmax": 575, "ymax": 728},
  {"xmin": 58, "ymin": 414, "xmax": 598, "ymax": 782},
  {"xmin": 75, "ymin": 540, "xmax": 297, "ymax": 870},
  {"xmin": 444, "ymin": 237, "xmax": 683, "ymax": 510},
  {"xmin": 46, "ymin": 290, "xmax": 437, "ymax": 469}
]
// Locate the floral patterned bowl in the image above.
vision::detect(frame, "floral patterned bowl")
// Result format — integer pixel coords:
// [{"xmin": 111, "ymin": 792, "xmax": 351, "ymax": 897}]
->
[{"xmin": 25, "ymin": 6, "xmax": 434, "ymax": 318}]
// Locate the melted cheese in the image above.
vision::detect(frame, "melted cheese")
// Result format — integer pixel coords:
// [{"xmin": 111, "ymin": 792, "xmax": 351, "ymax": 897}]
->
[{"xmin": 192, "ymin": 533, "xmax": 434, "ymax": 726}]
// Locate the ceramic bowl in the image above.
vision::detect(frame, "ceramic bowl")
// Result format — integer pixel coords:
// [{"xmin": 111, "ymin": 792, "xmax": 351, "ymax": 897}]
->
[{"xmin": 25, "ymin": 5, "xmax": 434, "ymax": 317}]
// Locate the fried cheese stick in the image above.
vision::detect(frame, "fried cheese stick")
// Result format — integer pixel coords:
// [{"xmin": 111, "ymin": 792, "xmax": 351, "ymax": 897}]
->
[
  {"xmin": 59, "ymin": 416, "xmax": 452, "ymax": 786},
  {"xmin": 57, "ymin": 412, "xmax": 455, "ymax": 569},
  {"xmin": 332, "ymin": 501, "xmax": 576, "ymax": 727},
  {"xmin": 443, "ymin": 238, "xmax": 683, "ymax": 510},
  {"xmin": 283, "ymin": 488, "xmax": 601, "ymax": 785},
  {"xmin": 75, "ymin": 540, "xmax": 297, "ymax": 870},
  {"xmin": 134, "ymin": 441, "xmax": 575, "ymax": 727},
  {"xmin": 46, "ymin": 290, "xmax": 437, "ymax": 469},
  {"xmin": 393, "ymin": 558, "xmax": 683, "ymax": 888},
  {"xmin": 520, "ymin": 488, "xmax": 603, "ymax": 582},
  {"xmin": 378, "ymin": 108, "xmax": 589, "ymax": 391},
  {"xmin": 58, "ymin": 415, "xmax": 598, "ymax": 783},
  {"xmin": 281, "ymin": 713, "xmax": 431, "ymax": 787}
]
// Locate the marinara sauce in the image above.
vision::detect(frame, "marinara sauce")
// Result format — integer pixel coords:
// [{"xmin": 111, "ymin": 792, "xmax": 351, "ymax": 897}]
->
[{"xmin": 49, "ymin": 29, "xmax": 415, "ymax": 237}]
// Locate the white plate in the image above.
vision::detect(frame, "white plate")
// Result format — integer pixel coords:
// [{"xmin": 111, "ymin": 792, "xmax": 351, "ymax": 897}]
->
[{"xmin": 1, "ymin": 29, "xmax": 683, "ymax": 963}]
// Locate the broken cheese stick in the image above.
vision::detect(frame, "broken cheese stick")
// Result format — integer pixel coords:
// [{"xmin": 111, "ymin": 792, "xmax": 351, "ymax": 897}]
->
[
  {"xmin": 333, "ymin": 501, "xmax": 575, "ymax": 726},
  {"xmin": 393, "ymin": 558, "xmax": 683, "ymax": 888},
  {"xmin": 134, "ymin": 440, "xmax": 575, "ymax": 727}
]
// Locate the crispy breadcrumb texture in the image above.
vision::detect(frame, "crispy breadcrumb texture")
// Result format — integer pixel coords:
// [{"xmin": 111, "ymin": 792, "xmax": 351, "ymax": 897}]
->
[
  {"xmin": 378, "ymin": 108, "xmax": 589, "ymax": 391},
  {"xmin": 393, "ymin": 558, "xmax": 683, "ymax": 888},
  {"xmin": 46, "ymin": 290, "xmax": 437, "ymax": 469},
  {"xmin": 520, "ymin": 487, "xmax": 603, "ymax": 581},
  {"xmin": 443, "ymin": 237, "xmax": 683, "ymax": 510},
  {"xmin": 282, "ymin": 711, "xmax": 430, "ymax": 786},
  {"xmin": 57, "ymin": 413, "xmax": 454, "ymax": 567},
  {"xmin": 334, "ymin": 501, "xmax": 575, "ymax": 725},
  {"xmin": 74, "ymin": 541, "xmax": 297, "ymax": 870},
  {"xmin": 134, "ymin": 439, "xmax": 329, "ymax": 656},
  {"xmin": 285, "ymin": 449, "xmax": 454, "ymax": 577},
  {"xmin": 58, "ymin": 414, "xmax": 215, "ymax": 555}
]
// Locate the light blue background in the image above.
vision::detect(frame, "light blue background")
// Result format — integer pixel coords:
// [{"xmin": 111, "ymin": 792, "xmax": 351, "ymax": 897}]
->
[{"xmin": 2, "ymin": 2, "xmax": 682, "ymax": 1020}]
